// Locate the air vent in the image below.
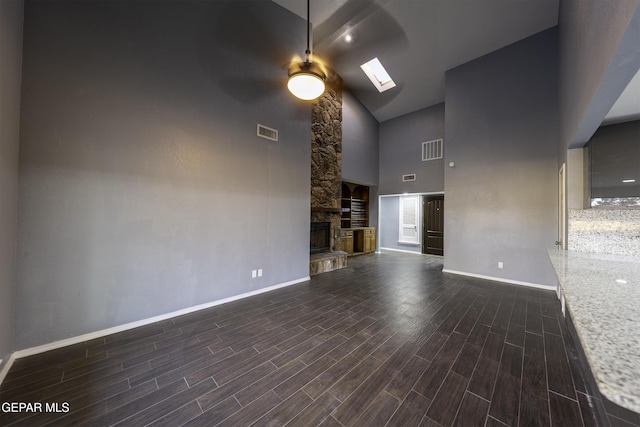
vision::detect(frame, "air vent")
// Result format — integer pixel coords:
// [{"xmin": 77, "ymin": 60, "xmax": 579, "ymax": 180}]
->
[
  {"xmin": 402, "ymin": 174, "xmax": 416, "ymax": 182},
  {"xmin": 257, "ymin": 124, "xmax": 278, "ymax": 141},
  {"xmin": 422, "ymin": 139, "xmax": 443, "ymax": 161}
]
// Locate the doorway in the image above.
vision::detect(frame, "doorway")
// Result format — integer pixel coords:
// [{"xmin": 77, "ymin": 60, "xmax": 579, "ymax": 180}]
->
[
  {"xmin": 423, "ymin": 195, "xmax": 444, "ymax": 255},
  {"xmin": 557, "ymin": 163, "xmax": 566, "ymax": 250}
]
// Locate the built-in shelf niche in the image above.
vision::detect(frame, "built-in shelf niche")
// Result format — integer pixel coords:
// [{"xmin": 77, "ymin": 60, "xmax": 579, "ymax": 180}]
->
[{"xmin": 341, "ymin": 182, "xmax": 369, "ymax": 228}]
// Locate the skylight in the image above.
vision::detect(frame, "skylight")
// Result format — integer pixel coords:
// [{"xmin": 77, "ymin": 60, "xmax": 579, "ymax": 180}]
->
[{"xmin": 361, "ymin": 57, "xmax": 396, "ymax": 93}]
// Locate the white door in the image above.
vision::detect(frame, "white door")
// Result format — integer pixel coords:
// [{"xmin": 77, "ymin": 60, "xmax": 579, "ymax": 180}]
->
[{"xmin": 399, "ymin": 195, "xmax": 420, "ymax": 245}]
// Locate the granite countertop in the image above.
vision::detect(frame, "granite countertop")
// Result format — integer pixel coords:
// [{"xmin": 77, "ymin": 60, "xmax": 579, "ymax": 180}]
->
[{"xmin": 547, "ymin": 249, "xmax": 640, "ymax": 413}]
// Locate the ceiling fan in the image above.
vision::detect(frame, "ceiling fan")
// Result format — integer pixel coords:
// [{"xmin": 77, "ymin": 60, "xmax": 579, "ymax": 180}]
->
[
  {"xmin": 286, "ymin": 0, "xmax": 408, "ymax": 107},
  {"xmin": 198, "ymin": 0, "xmax": 405, "ymax": 106},
  {"xmin": 287, "ymin": 0, "xmax": 328, "ymax": 101}
]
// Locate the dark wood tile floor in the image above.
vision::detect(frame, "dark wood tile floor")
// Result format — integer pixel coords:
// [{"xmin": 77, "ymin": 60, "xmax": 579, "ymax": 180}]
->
[{"xmin": 0, "ymin": 251, "xmax": 604, "ymax": 426}]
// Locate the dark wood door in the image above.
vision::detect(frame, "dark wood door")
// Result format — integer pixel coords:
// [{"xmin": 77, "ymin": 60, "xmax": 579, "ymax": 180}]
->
[{"xmin": 423, "ymin": 195, "xmax": 444, "ymax": 255}]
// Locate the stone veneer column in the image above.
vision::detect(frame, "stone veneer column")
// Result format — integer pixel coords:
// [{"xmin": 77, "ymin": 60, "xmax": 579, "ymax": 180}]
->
[{"xmin": 310, "ymin": 87, "xmax": 342, "ymax": 251}]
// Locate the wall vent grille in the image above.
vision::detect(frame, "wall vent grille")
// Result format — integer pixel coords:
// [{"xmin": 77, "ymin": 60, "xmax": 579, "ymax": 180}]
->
[
  {"xmin": 402, "ymin": 174, "xmax": 416, "ymax": 182},
  {"xmin": 257, "ymin": 124, "xmax": 278, "ymax": 141},
  {"xmin": 422, "ymin": 138, "xmax": 443, "ymax": 161}
]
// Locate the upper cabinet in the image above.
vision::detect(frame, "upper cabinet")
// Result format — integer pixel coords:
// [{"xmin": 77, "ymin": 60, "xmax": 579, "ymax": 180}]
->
[{"xmin": 590, "ymin": 120, "xmax": 640, "ymax": 207}]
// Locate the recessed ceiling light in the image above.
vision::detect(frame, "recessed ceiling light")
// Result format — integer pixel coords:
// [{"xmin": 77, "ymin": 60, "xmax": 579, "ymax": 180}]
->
[
  {"xmin": 344, "ymin": 33, "xmax": 353, "ymax": 43},
  {"xmin": 361, "ymin": 57, "xmax": 396, "ymax": 93},
  {"xmin": 622, "ymin": 179, "xmax": 636, "ymax": 183}
]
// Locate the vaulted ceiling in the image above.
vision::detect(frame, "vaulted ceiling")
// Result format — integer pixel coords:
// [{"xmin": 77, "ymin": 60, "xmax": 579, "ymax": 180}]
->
[
  {"xmin": 273, "ymin": 0, "xmax": 559, "ymax": 122},
  {"xmin": 274, "ymin": 0, "xmax": 639, "ymax": 126}
]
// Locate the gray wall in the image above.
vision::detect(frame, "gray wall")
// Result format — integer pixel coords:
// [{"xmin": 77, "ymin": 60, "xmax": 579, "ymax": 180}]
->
[
  {"xmin": 559, "ymin": 0, "xmax": 640, "ymax": 153},
  {"xmin": 16, "ymin": 0, "xmax": 311, "ymax": 349},
  {"xmin": 342, "ymin": 91, "xmax": 379, "ymax": 186},
  {"xmin": 379, "ymin": 196, "xmax": 399, "ymax": 250},
  {"xmin": 444, "ymin": 28, "xmax": 559, "ymax": 288},
  {"xmin": 342, "ymin": 90, "xmax": 380, "ymax": 227},
  {"xmin": 0, "ymin": 0, "xmax": 23, "ymax": 365},
  {"xmin": 379, "ymin": 104, "xmax": 445, "ymax": 195}
]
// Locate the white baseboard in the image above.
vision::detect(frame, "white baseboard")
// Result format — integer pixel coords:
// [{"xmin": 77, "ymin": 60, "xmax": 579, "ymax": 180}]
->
[
  {"xmin": 11, "ymin": 276, "xmax": 310, "ymax": 362},
  {"xmin": 0, "ymin": 352, "xmax": 17, "ymax": 386},
  {"xmin": 379, "ymin": 247, "xmax": 423, "ymax": 255},
  {"xmin": 442, "ymin": 269, "xmax": 556, "ymax": 291}
]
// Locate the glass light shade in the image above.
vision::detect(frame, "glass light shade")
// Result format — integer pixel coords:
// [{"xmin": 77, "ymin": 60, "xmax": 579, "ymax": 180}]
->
[
  {"xmin": 287, "ymin": 60, "xmax": 326, "ymax": 100},
  {"xmin": 288, "ymin": 72, "xmax": 325, "ymax": 100}
]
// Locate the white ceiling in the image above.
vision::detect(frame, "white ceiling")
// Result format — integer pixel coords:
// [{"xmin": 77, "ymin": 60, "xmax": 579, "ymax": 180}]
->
[{"xmin": 273, "ymin": 0, "xmax": 560, "ymax": 122}]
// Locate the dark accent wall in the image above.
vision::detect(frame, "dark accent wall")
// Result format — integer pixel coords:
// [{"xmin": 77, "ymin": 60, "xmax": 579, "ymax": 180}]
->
[
  {"xmin": 559, "ymin": 0, "xmax": 640, "ymax": 153},
  {"xmin": 379, "ymin": 104, "xmax": 445, "ymax": 195},
  {"xmin": 0, "ymin": 0, "xmax": 23, "ymax": 366},
  {"xmin": 16, "ymin": 0, "xmax": 312, "ymax": 349},
  {"xmin": 444, "ymin": 28, "xmax": 559, "ymax": 287}
]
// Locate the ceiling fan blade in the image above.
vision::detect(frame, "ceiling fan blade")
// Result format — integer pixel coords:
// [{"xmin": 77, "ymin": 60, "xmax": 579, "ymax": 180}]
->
[
  {"xmin": 210, "ymin": 2, "xmax": 293, "ymax": 66},
  {"xmin": 313, "ymin": 0, "xmax": 408, "ymax": 63},
  {"xmin": 195, "ymin": 1, "xmax": 299, "ymax": 104}
]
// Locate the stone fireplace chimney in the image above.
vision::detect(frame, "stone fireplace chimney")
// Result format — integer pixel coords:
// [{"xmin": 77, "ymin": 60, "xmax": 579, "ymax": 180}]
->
[{"xmin": 310, "ymin": 87, "xmax": 343, "ymax": 253}]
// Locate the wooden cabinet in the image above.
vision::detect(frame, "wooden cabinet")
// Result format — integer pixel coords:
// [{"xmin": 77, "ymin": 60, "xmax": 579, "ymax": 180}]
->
[
  {"xmin": 338, "ymin": 229, "xmax": 354, "ymax": 255},
  {"xmin": 340, "ymin": 182, "xmax": 374, "ymax": 256},
  {"xmin": 342, "ymin": 227, "xmax": 376, "ymax": 256},
  {"xmin": 341, "ymin": 182, "xmax": 369, "ymax": 228},
  {"xmin": 363, "ymin": 228, "xmax": 376, "ymax": 253}
]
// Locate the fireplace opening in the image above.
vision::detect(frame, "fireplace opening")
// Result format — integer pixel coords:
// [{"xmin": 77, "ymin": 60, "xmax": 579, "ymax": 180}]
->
[{"xmin": 310, "ymin": 222, "xmax": 331, "ymax": 254}]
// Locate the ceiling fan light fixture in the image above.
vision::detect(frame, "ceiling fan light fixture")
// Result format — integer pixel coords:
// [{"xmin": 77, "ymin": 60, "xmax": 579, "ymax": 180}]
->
[
  {"xmin": 288, "ymin": 59, "xmax": 326, "ymax": 100},
  {"xmin": 287, "ymin": 0, "xmax": 326, "ymax": 101}
]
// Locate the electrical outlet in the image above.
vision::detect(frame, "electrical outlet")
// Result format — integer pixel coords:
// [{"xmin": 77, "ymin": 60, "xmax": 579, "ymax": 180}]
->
[
  {"xmin": 258, "ymin": 269, "xmax": 263, "ymax": 277},
  {"xmin": 252, "ymin": 270, "xmax": 257, "ymax": 278},
  {"xmin": 498, "ymin": 262, "xmax": 504, "ymax": 269}
]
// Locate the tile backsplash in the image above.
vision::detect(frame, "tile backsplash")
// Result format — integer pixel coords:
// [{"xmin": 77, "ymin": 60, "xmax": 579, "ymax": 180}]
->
[{"xmin": 568, "ymin": 209, "xmax": 640, "ymax": 257}]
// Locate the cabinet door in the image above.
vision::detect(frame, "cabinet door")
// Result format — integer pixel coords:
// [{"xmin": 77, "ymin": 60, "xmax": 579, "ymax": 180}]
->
[
  {"xmin": 368, "ymin": 231, "xmax": 376, "ymax": 253},
  {"xmin": 363, "ymin": 228, "xmax": 376, "ymax": 253},
  {"xmin": 339, "ymin": 231, "xmax": 354, "ymax": 255}
]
